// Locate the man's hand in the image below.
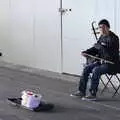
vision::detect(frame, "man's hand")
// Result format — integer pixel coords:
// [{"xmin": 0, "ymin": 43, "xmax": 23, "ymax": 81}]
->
[
  {"xmin": 81, "ymin": 52, "xmax": 88, "ymax": 57},
  {"xmin": 101, "ymin": 42, "xmax": 106, "ymax": 46}
]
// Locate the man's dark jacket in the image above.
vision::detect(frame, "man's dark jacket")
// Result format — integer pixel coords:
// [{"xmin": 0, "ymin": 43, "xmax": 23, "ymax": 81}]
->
[{"xmin": 83, "ymin": 31, "xmax": 119, "ymax": 64}]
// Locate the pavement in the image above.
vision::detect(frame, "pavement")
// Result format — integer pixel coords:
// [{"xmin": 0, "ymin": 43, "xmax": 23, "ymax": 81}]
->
[{"xmin": 0, "ymin": 61, "xmax": 120, "ymax": 120}]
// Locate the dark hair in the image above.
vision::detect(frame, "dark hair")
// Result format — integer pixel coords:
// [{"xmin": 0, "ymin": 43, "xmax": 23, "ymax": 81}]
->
[{"xmin": 98, "ymin": 19, "xmax": 110, "ymax": 28}]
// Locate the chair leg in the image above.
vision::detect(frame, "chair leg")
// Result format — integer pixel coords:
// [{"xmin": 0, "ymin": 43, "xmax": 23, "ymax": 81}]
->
[
  {"xmin": 100, "ymin": 77, "xmax": 107, "ymax": 88},
  {"xmin": 100, "ymin": 75, "xmax": 113, "ymax": 94},
  {"xmin": 112, "ymin": 75, "xmax": 120, "ymax": 97},
  {"xmin": 106, "ymin": 74, "xmax": 120, "ymax": 96}
]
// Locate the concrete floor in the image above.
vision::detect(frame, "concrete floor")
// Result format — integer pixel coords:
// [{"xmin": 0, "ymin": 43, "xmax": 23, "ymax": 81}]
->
[{"xmin": 0, "ymin": 63, "xmax": 120, "ymax": 120}]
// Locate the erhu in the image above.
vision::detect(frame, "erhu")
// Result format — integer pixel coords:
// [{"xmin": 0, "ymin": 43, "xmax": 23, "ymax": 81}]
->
[{"xmin": 91, "ymin": 21, "xmax": 100, "ymax": 41}]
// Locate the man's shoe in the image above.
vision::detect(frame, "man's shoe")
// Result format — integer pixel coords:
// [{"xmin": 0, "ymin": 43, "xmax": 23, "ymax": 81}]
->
[
  {"xmin": 70, "ymin": 91, "xmax": 85, "ymax": 98},
  {"xmin": 82, "ymin": 94, "xmax": 96, "ymax": 101}
]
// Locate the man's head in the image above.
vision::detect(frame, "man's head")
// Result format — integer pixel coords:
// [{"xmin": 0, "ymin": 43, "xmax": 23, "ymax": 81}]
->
[{"xmin": 98, "ymin": 19, "xmax": 110, "ymax": 35}]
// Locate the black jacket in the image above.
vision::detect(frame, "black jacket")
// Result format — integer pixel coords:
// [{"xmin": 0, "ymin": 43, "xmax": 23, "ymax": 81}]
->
[{"xmin": 83, "ymin": 31, "xmax": 119, "ymax": 64}]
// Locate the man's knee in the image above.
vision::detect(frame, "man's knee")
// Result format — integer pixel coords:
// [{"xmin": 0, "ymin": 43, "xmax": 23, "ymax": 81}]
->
[{"xmin": 83, "ymin": 66, "xmax": 90, "ymax": 73}]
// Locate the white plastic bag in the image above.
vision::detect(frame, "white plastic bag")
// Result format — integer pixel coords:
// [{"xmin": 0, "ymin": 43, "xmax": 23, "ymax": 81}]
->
[{"xmin": 21, "ymin": 90, "xmax": 42, "ymax": 108}]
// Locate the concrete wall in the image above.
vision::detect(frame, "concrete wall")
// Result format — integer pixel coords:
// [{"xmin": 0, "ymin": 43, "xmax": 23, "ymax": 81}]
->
[{"xmin": 0, "ymin": 0, "xmax": 61, "ymax": 72}]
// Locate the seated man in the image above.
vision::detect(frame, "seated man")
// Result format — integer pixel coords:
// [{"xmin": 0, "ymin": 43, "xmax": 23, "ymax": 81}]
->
[{"xmin": 71, "ymin": 19, "xmax": 119, "ymax": 100}]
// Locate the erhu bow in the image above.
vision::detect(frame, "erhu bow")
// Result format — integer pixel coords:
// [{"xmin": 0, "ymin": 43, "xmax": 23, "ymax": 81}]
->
[{"xmin": 91, "ymin": 21, "xmax": 98, "ymax": 41}]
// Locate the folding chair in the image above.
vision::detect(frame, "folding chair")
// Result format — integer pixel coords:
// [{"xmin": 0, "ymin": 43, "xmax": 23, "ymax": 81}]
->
[{"xmin": 100, "ymin": 73, "xmax": 120, "ymax": 97}]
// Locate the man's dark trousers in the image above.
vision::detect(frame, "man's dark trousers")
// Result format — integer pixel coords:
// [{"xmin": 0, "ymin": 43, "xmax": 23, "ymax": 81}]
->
[{"xmin": 79, "ymin": 61, "xmax": 110, "ymax": 96}]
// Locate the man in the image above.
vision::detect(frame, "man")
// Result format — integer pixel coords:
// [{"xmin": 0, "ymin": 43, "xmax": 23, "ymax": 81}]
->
[{"xmin": 71, "ymin": 19, "xmax": 119, "ymax": 100}]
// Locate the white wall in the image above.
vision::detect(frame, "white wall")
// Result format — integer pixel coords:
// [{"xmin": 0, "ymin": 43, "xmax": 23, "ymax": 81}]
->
[
  {"xmin": 62, "ymin": 0, "xmax": 96, "ymax": 75},
  {"xmin": 95, "ymin": 0, "xmax": 116, "ymax": 32},
  {"xmin": 0, "ymin": 0, "xmax": 61, "ymax": 72},
  {"xmin": 0, "ymin": 0, "xmax": 120, "ymax": 75},
  {"xmin": 116, "ymin": 0, "xmax": 120, "ymax": 36},
  {"xmin": 62, "ymin": 0, "xmax": 120, "ymax": 75}
]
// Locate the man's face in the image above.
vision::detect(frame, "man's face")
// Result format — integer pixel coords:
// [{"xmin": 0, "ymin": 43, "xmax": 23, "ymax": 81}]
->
[{"xmin": 98, "ymin": 24, "xmax": 109, "ymax": 35}]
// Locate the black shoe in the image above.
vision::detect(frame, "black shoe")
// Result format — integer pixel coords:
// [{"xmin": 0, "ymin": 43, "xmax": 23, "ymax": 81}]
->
[
  {"xmin": 70, "ymin": 91, "xmax": 85, "ymax": 98},
  {"xmin": 82, "ymin": 94, "xmax": 96, "ymax": 101}
]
